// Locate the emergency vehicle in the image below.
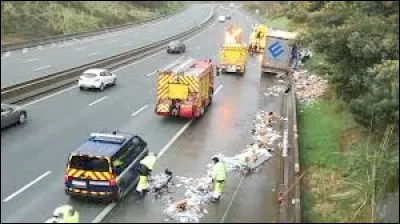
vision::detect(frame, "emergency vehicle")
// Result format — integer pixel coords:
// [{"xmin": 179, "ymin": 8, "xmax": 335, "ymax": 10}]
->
[
  {"xmin": 64, "ymin": 131, "xmax": 148, "ymax": 201},
  {"xmin": 217, "ymin": 25, "xmax": 248, "ymax": 75},
  {"xmin": 155, "ymin": 58, "xmax": 214, "ymax": 119},
  {"xmin": 248, "ymin": 24, "xmax": 267, "ymax": 54}
]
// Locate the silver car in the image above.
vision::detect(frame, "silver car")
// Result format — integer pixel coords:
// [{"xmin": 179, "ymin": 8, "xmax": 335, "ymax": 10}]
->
[{"xmin": 1, "ymin": 103, "xmax": 27, "ymax": 129}]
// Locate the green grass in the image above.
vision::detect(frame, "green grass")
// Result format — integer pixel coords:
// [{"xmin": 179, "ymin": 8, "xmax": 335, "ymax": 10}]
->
[
  {"xmin": 299, "ymin": 101, "xmax": 347, "ymax": 170},
  {"xmin": 261, "ymin": 16, "xmax": 289, "ymax": 30},
  {"xmin": 1, "ymin": 1, "xmax": 185, "ymax": 44},
  {"xmin": 298, "ymin": 99, "xmax": 363, "ymax": 222}
]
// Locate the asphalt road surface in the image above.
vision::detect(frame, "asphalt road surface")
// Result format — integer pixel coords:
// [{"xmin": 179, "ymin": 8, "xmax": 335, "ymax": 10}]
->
[
  {"xmin": 1, "ymin": 6, "xmax": 285, "ymax": 223},
  {"xmin": 0, "ymin": 4, "xmax": 214, "ymax": 88}
]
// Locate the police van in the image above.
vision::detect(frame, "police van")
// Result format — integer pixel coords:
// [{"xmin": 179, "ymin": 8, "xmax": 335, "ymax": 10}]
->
[{"xmin": 64, "ymin": 131, "xmax": 148, "ymax": 201}]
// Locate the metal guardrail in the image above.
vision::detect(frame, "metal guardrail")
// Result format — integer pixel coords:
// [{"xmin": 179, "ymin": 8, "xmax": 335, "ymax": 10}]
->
[
  {"xmin": 240, "ymin": 7, "xmax": 302, "ymax": 223},
  {"xmin": 1, "ymin": 8, "xmax": 216, "ymax": 104},
  {"xmin": 1, "ymin": 6, "xmax": 189, "ymax": 53}
]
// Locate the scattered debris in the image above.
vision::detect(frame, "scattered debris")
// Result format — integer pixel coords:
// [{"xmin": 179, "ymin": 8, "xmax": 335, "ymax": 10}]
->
[
  {"xmin": 292, "ymin": 70, "xmax": 328, "ymax": 104},
  {"xmin": 160, "ymin": 109, "xmax": 283, "ymax": 223}
]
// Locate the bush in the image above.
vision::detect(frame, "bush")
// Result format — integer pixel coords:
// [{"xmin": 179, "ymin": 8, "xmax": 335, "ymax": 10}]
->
[{"xmin": 1, "ymin": 1, "xmax": 185, "ymax": 43}]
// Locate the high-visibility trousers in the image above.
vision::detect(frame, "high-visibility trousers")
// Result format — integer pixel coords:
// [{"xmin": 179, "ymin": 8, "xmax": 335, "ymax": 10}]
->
[
  {"xmin": 212, "ymin": 180, "xmax": 225, "ymax": 198},
  {"xmin": 136, "ymin": 175, "xmax": 148, "ymax": 192}
]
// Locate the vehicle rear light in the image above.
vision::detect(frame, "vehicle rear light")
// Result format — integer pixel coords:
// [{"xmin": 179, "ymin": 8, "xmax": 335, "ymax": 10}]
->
[
  {"xmin": 64, "ymin": 174, "xmax": 71, "ymax": 183},
  {"xmin": 109, "ymin": 174, "xmax": 116, "ymax": 187}
]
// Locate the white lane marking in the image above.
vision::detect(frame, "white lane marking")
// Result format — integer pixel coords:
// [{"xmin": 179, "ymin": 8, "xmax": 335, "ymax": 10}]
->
[
  {"xmin": 23, "ymin": 85, "xmax": 77, "ymax": 107},
  {"xmin": 113, "ymin": 20, "xmax": 217, "ymax": 73},
  {"xmin": 112, "ymin": 51, "xmax": 163, "ymax": 73},
  {"xmin": 131, "ymin": 104, "xmax": 148, "ymax": 117},
  {"xmin": 184, "ymin": 20, "xmax": 217, "ymax": 43},
  {"xmin": 88, "ymin": 96, "xmax": 108, "ymax": 106},
  {"xmin": 123, "ymin": 43, "xmax": 131, "ymax": 46},
  {"xmin": 158, "ymin": 120, "xmax": 193, "ymax": 158},
  {"xmin": 91, "ymin": 203, "xmax": 116, "ymax": 223},
  {"xmin": 109, "ymin": 40, "xmax": 117, "ymax": 43},
  {"xmin": 146, "ymin": 71, "xmax": 157, "ymax": 77},
  {"xmin": 3, "ymin": 171, "xmax": 51, "ymax": 202},
  {"xmin": 33, "ymin": 65, "xmax": 52, "ymax": 71},
  {"xmin": 91, "ymin": 120, "xmax": 192, "ymax": 223},
  {"xmin": 92, "ymin": 83, "xmax": 223, "ymax": 222},
  {"xmin": 23, "ymin": 58, "xmax": 39, "ymax": 63},
  {"xmin": 75, "ymin": 47, "xmax": 87, "ymax": 51},
  {"xmin": 214, "ymin": 84, "xmax": 223, "ymax": 95},
  {"xmin": 219, "ymin": 175, "xmax": 245, "ymax": 223},
  {"xmin": 20, "ymin": 13, "xmax": 217, "ymax": 106},
  {"xmin": 88, "ymin": 52, "xmax": 101, "ymax": 57},
  {"xmin": 91, "ymin": 21, "xmax": 223, "ymax": 224}
]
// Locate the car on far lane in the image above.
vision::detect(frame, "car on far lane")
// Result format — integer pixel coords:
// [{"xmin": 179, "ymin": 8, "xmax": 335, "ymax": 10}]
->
[
  {"xmin": 167, "ymin": 40, "xmax": 186, "ymax": 54},
  {"xmin": 1, "ymin": 103, "xmax": 27, "ymax": 129},
  {"xmin": 78, "ymin": 68, "xmax": 116, "ymax": 91},
  {"xmin": 226, "ymin": 15, "xmax": 231, "ymax": 20},
  {"xmin": 218, "ymin": 15, "xmax": 226, "ymax": 22}
]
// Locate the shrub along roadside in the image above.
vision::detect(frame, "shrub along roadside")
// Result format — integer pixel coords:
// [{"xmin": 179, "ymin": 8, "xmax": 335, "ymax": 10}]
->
[
  {"xmin": 243, "ymin": 2, "xmax": 399, "ymax": 222},
  {"xmin": 1, "ymin": 1, "xmax": 185, "ymax": 44}
]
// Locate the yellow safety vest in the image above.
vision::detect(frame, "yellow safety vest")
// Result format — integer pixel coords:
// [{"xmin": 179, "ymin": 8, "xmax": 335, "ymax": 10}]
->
[
  {"xmin": 64, "ymin": 212, "xmax": 79, "ymax": 223},
  {"xmin": 113, "ymin": 159, "xmax": 123, "ymax": 167},
  {"xmin": 212, "ymin": 162, "xmax": 227, "ymax": 181},
  {"xmin": 140, "ymin": 155, "xmax": 157, "ymax": 170},
  {"xmin": 54, "ymin": 206, "xmax": 79, "ymax": 223}
]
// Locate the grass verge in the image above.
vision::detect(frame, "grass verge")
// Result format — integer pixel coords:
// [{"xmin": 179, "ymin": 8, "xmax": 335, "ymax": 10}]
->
[
  {"xmin": 1, "ymin": 1, "xmax": 186, "ymax": 45},
  {"xmin": 299, "ymin": 55, "xmax": 399, "ymax": 223}
]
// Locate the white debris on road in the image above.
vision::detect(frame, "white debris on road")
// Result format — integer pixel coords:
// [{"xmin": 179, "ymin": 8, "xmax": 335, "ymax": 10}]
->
[
  {"xmin": 293, "ymin": 70, "xmax": 328, "ymax": 104},
  {"xmin": 161, "ymin": 109, "xmax": 284, "ymax": 223}
]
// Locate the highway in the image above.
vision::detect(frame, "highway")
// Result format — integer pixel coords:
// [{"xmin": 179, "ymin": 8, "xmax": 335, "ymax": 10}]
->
[
  {"xmin": 1, "ymin": 5, "xmax": 284, "ymax": 223},
  {"xmin": 0, "ymin": 4, "xmax": 213, "ymax": 88}
]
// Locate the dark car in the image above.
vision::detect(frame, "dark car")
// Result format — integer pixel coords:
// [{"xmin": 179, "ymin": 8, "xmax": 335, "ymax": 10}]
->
[
  {"xmin": 1, "ymin": 103, "xmax": 27, "ymax": 129},
  {"xmin": 226, "ymin": 15, "xmax": 231, "ymax": 20},
  {"xmin": 167, "ymin": 40, "xmax": 186, "ymax": 53}
]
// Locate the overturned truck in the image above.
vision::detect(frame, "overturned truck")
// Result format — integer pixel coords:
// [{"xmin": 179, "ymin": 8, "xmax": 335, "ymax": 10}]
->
[{"xmin": 261, "ymin": 29, "xmax": 298, "ymax": 76}]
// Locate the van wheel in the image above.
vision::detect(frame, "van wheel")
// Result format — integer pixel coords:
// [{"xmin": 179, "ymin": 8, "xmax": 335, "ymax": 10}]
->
[{"xmin": 113, "ymin": 187, "xmax": 123, "ymax": 202}]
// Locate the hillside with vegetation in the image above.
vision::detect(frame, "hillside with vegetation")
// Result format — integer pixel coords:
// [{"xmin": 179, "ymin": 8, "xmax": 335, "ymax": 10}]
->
[
  {"xmin": 243, "ymin": 1, "xmax": 399, "ymax": 223},
  {"xmin": 1, "ymin": 1, "xmax": 185, "ymax": 44}
]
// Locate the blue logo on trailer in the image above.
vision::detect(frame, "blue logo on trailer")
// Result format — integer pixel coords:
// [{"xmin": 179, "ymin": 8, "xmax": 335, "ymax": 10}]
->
[{"xmin": 268, "ymin": 41, "xmax": 284, "ymax": 58}]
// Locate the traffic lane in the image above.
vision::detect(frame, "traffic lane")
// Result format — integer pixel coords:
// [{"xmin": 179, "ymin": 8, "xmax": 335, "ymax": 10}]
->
[
  {"xmin": 1, "ymin": 6, "xmax": 234, "ymax": 220},
  {"xmin": 0, "ymin": 18, "xmax": 223, "ymax": 220},
  {"xmin": 0, "ymin": 15, "xmax": 222, "ymax": 185},
  {"xmin": 0, "ymin": 53, "xmax": 184, "ymax": 200},
  {"xmin": 101, "ymin": 53, "xmax": 267, "ymax": 223},
  {"xmin": 0, "ymin": 4, "xmax": 215, "ymax": 88},
  {"xmin": 0, "ymin": 13, "xmax": 222, "ymax": 186},
  {"xmin": 0, "ymin": 107, "xmax": 193, "ymax": 223},
  {"xmin": 206, "ymin": 75, "xmax": 286, "ymax": 223},
  {"xmin": 101, "ymin": 56, "xmax": 286, "ymax": 223}
]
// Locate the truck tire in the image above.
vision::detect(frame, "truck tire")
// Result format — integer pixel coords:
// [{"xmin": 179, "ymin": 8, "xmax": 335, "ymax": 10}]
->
[{"xmin": 208, "ymin": 88, "xmax": 214, "ymax": 106}]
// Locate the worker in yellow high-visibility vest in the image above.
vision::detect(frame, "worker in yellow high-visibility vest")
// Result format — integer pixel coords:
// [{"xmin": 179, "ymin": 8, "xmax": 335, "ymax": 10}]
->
[
  {"xmin": 49, "ymin": 205, "xmax": 79, "ymax": 223},
  {"xmin": 136, "ymin": 152, "xmax": 157, "ymax": 198},
  {"xmin": 211, "ymin": 156, "xmax": 227, "ymax": 202}
]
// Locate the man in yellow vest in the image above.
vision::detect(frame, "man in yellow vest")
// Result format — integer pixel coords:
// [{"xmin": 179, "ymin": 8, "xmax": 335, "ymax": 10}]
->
[
  {"xmin": 211, "ymin": 156, "xmax": 227, "ymax": 202},
  {"xmin": 51, "ymin": 205, "xmax": 79, "ymax": 223},
  {"xmin": 136, "ymin": 152, "xmax": 157, "ymax": 198}
]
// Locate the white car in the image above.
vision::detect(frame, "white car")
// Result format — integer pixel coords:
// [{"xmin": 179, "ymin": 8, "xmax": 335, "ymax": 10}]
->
[
  {"xmin": 218, "ymin": 15, "xmax": 226, "ymax": 22},
  {"xmin": 78, "ymin": 68, "xmax": 116, "ymax": 91}
]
